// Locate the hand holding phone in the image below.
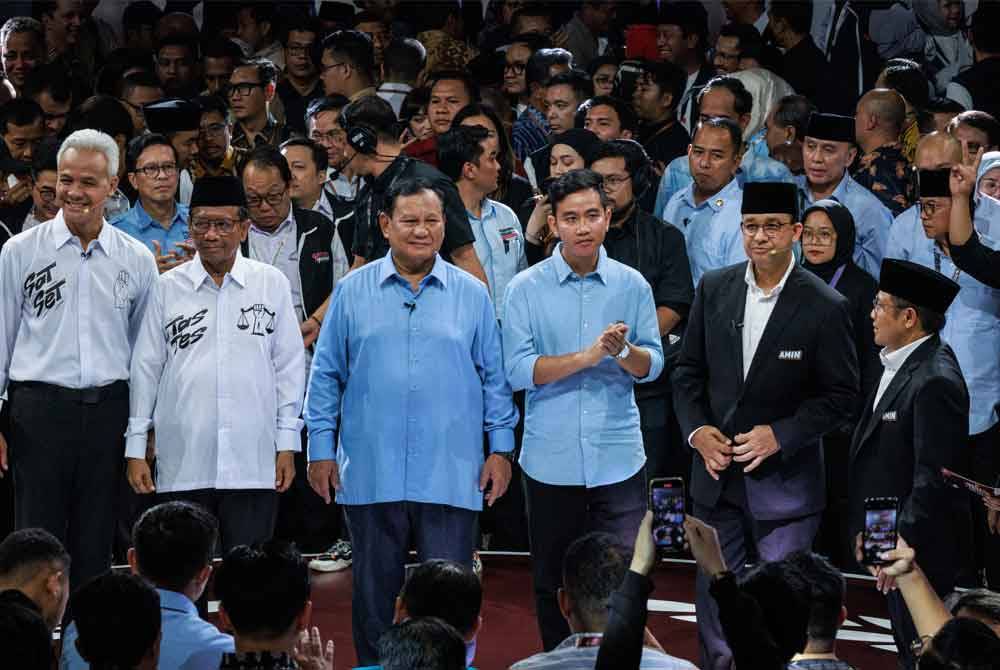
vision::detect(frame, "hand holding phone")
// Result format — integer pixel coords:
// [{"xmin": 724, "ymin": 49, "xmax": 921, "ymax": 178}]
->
[
  {"xmin": 649, "ymin": 477, "xmax": 686, "ymax": 556},
  {"xmin": 862, "ymin": 496, "xmax": 899, "ymax": 566}
]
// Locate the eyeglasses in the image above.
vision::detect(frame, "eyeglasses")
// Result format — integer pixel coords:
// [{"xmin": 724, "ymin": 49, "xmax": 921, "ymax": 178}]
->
[
  {"xmin": 802, "ymin": 228, "xmax": 834, "ymax": 245},
  {"xmin": 872, "ymin": 297, "xmax": 901, "ymax": 314},
  {"xmin": 245, "ymin": 190, "xmax": 286, "ymax": 208},
  {"xmin": 600, "ymin": 174, "xmax": 631, "ymax": 189},
  {"xmin": 36, "ymin": 186, "xmax": 57, "ymax": 202},
  {"xmin": 740, "ymin": 221, "xmax": 790, "ymax": 237},
  {"xmin": 228, "ymin": 82, "xmax": 266, "ymax": 98},
  {"xmin": 199, "ymin": 123, "xmax": 227, "ymax": 137},
  {"xmin": 132, "ymin": 163, "xmax": 178, "ymax": 178},
  {"xmin": 191, "ymin": 218, "xmax": 240, "ymax": 234},
  {"xmin": 917, "ymin": 199, "xmax": 946, "ymax": 218},
  {"xmin": 320, "ymin": 61, "xmax": 347, "ymax": 75},
  {"xmin": 310, "ymin": 129, "xmax": 345, "ymax": 144},
  {"xmin": 504, "ymin": 62, "xmax": 527, "ymax": 75},
  {"xmin": 594, "ymin": 75, "xmax": 614, "ymax": 86}
]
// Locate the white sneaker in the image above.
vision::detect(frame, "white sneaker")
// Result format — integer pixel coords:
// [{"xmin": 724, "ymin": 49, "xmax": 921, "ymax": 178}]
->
[{"xmin": 309, "ymin": 539, "xmax": 353, "ymax": 572}]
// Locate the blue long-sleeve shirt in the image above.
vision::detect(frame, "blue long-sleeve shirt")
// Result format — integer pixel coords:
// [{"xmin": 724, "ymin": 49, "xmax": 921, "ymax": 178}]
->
[
  {"xmin": 112, "ymin": 200, "xmax": 190, "ymax": 255},
  {"xmin": 304, "ymin": 252, "xmax": 517, "ymax": 510},
  {"xmin": 502, "ymin": 245, "xmax": 664, "ymax": 488}
]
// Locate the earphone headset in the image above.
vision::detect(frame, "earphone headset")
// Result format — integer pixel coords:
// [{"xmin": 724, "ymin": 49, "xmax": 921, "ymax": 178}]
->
[{"xmin": 339, "ymin": 104, "xmax": 379, "ymax": 156}]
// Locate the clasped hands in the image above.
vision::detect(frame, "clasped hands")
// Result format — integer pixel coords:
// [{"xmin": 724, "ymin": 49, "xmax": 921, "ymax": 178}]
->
[
  {"xmin": 585, "ymin": 322, "xmax": 630, "ymax": 365},
  {"xmin": 692, "ymin": 424, "xmax": 780, "ymax": 480}
]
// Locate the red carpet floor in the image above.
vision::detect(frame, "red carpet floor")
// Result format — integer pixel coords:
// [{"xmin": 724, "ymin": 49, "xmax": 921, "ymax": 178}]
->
[{"xmin": 300, "ymin": 553, "xmax": 898, "ymax": 670}]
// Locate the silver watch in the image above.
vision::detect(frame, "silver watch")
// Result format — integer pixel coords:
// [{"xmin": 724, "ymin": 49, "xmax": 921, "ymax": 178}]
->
[{"xmin": 616, "ymin": 343, "xmax": 630, "ymax": 360}]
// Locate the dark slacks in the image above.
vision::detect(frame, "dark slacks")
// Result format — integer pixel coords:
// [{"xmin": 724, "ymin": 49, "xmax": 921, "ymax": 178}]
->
[
  {"xmin": 693, "ymin": 473, "xmax": 821, "ymax": 670},
  {"xmin": 274, "ymin": 432, "xmax": 343, "ymax": 553},
  {"xmin": 156, "ymin": 488, "xmax": 278, "ymax": 554},
  {"xmin": 970, "ymin": 421, "xmax": 1000, "ymax": 588},
  {"xmin": 345, "ymin": 501, "xmax": 477, "ymax": 666},
  {"xmin": 8, "ymin": 381, "xmax": 128, "ymax": 592},
  {"xmin": 524, "ymin": 467, "xmax": 647, "ymax": 651},
  {"xmin": 638, "ymin": 392, "xmax": 690, "ymax": 485}
]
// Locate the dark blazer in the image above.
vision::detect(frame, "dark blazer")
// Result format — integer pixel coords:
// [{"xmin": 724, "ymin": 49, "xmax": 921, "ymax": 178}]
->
[
  {"xmin": 848, "ymin": 335, "xmax": 973, "ymax": 583},
  {"xmin": 672, "ymin": 262, "xmax": 859, "ymax": 520}
]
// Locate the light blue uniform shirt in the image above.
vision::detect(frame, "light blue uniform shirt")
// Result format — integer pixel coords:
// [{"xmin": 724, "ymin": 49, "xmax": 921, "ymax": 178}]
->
[
  {"xmin": 467, "ymin": 198, "xmax": 527, "ymax": 323},
  {"xmin": 662, "ymin": 178, "xmax": 746, "ymax": 287},
  {"xmin": 305, "ymin": 252, "xmax": 517, "ymax": 510},
  {"xmin": 61, "ymin": 588, "xmax": 234, "ymax": 670},
  {"xmin": 112, "ymin": 200, "xmax": 190, "ymax": 255},
  {"xmin": 502, "ymin": 245, "xmax": 664, "ymax": 488},
  {"xmin": 796, "ymin": 172, "xmax": 892, "ymax": 279},
  {"xmin": 885, "ymin": 203, "xmax": 1000, "ymax": 435},
  {"xmin": 654, "ymin": 150, "xmax": 794, "ymax": 217}
]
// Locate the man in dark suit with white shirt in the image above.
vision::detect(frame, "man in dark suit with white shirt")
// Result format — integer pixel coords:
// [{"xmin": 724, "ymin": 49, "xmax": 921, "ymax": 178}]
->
[
  {"xmin": 672, "ymin": 181, "xmax": 859, "ymax": 670},
  {"xmin": 848, "ymin": 258, "xmax": 972, "ymax": 670}
]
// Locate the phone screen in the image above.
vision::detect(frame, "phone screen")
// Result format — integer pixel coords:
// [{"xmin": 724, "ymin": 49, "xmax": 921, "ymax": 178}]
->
[
  {"xmin": 863, "ymin": 499, "xmax": 899, "ymax": 565},
  {"xmin": 650, "ymin": 478, "xmax": 685, "ymax": 554}
]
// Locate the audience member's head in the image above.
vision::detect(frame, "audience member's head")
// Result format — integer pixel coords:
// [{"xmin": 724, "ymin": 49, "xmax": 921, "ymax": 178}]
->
[
  {"xmin": 282, "ymin": 14, "xmax": 321, "ymax": 84},
  {"xmin": 281, "ymin": 137, "xmax": 329, "ymax": 209},
  {"xmin": 689, "ymin": 116, "xmax": 744, "ymax": 198},
  {"xmin": 306, "ymin": 94, "xmax": 352, "ymax": 170},
  {"xmin": 383, "ymin": 38, "xmax": 426, "ymax": 86},
  {"xmin": 0, "ymin": 528, "xmax": 70, "ymax": 631},
  {"xmin": 503, "ymin": 33, "xmax": 550, "ymax": 100},
  {"xmin": 525, "ymin": 48, "xmax": 574, "ymax": 110},
  {"xmin": 654, "ymin": 2, "xmax": 709, "ymax": 70},
  {"xmin": 0, "ymin": 17, "xmax": 44, "ymax": 92},
  {"xmin": 588, "ymin": 54, "xmax": 619, "ymax": 98},
  {"xmin": 395, "ymin": 559, "xmax": 483, "ymax": 643},
  {"xmin": 319, "ymin": 30, "xmax": 375, "ymax": 97},
  {"xmin": 785, "ymin": 551, "xmax": 847, "ymax": 655},
  {"xmin": 738, "ymin": 558, "xmax": 811, "ymax": 663},
  {"xmin": 0, "ymin": 98, "xmax": 44, "ymax": 164},
  {"xmin": 947, "ymin": 110, "xmax": 1000, "ymax": 164},
  {"xmin": 154, "ymin": 33, "xmax": 201, "ymax": 97},
  {"xmin": 377, "ymin": 617, "xmax": 467, "ymax": 670},
  {"xmin": 713, "ymin": 23, "xmax": 758, "ymax": 74},
  {"xmin": 765, "ymin": 94, "xmax": 815, "ymax": 174},
  {"xmin": 229, "ymin": 57, "xmax": 278, "ymax": 127},
  {"xmin": 855, "ymin": 88, "xmax": 907, "ymax": 151},
  {"xmin": 946, "ymin": 589, "xmax": 1000, "ymax": 636},
  {"xmin": 235, "ymin": 6, "xmax": 278, "ymax": 53},
  {"xmin": 583, "ymin": 95, "xmax": 637, "ymax": 141},
  {"xmin": 72, "ymin": 572, "xmax": 161, "ymax": 670},
  {"xmin": 916, "ymin": 616, "xmax": 1000, "ymax": 670},
  {"xmin": 23, "ymin": 63, "xmax": 74, "ymax": 137},
  {"xmin": 122, "ymin": 1, "xmax": 162, "ymax": 51},
  {"xmin": 767, "ymin": 1, "xmax": 813, "ymax": 49},
  {"xmin": 0, "ymin": 590, "xmax": 54, "ymax": 670},
  {"xmin": 353, "ymin": 11, "xmax": 391, "ymax": 68},
  {"xmin": 877, "ymin": 61, "xmax": 930, "ymax": 117},
  {"xmin": 428, "ymin": 70, "xmax": 480, "ymax": 136},
  {"xmin": 202, "ymin": 39, "xmax": 244, "ymax": 96},
  {"xmin": 558, "ymin": 532, "xmax": 627, "ymax": 633},
  {"xmin": 130, "ymin": 502, "xmax": 219, "ymax": 601},
  {"xmin": 634, "ymin": 60, "xmax": 685, "ymax": 124},
  {"xmin": 119, "ymin": 71, "xmax": 165, "ymax": 134},
  {"xmin": 545, "ymin": 70, "xmax": 593, "ymax": 134},
  {"xmin": 697, "ymin": 75, "xmax": 753, "ymax": 131},
  {"xmin": 923, "ymin": 97, "xmax": 966, "ymax": 134}
]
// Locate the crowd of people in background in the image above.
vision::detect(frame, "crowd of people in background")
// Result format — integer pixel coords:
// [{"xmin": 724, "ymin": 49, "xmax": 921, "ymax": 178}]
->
[{"xmin": 0, "ymin": 0, "xmax": 999, "ymax": 668}]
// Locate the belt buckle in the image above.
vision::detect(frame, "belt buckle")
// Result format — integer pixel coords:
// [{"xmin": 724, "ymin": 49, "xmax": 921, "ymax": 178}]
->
[{"xmin": 80, "ymin": 388, "xmax": 101, "ymax": 405}]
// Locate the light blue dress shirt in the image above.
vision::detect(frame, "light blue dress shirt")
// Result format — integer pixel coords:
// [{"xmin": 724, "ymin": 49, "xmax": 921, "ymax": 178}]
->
[
  {"xmin": 662, "ymin": 177, "xmax": 747, "ymax": 287},
  {"xmin": 305, "ymin": 252, "xmax": 517, "ymax": 511},
  {"xmin": 885, "ymin": 204, "xmax": 1000, "ymax": 435},
  {"xmin": 502, "ymin": 245, "xmax": 664, "ymax": 488},
  {"xmin": 796, "ymin": 172, "xmax": 893, "ymax": 279},
  {"xmin": 467, "ymin": 198, "xmax": 527, "ymax": 323},
  {"xmin": 654, "ymin": 150, "xmax": 794, "ymax": 217},
  {"xmin": 112, "ymin": 200, "xmax": 190, "ymax": 255},
  {"xmin": 61, "ymin": 588, "xmax": 234, "ymax": 670}
]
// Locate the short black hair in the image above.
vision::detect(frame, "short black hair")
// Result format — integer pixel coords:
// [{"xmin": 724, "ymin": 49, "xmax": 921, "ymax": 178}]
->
[
  {"xmin": 321, "ymin": 30, "xmax": 375, "ymax": 82},
  {"xmin": 784, "ymin": 551, "xmax": 845, "ymax": 644},
  {"xmin": 452, "ymin": 102, "xmax": 517, "ymax": 186},
  {"xmin": 155, "ymin": 33, "xmax": 199, "ymax": 61},
  {"xmin": 694, "ymin": 116, "xmax": 744, "ymax": 153},
  {"xmin": 280, "ymin": 13, "xmax": 321, "ymax": 47},
  {"xmin": 377, "ymin": 617, "xmax": 466, "ymax": 670},
  {"xmin": 120, "ymin": 71, "xmax": 164, "ymax": 101},
  {"xmin": 438, "ymin": 125, "xmax": 491, "ymax": 182},
  {"xmin": 126, "ymin": 132, "xmax": 179, "ymax": 174},
  {"xmin": 526, "ymin": 48, "xmax": 574, "ymax": 89},
  {"xmin": 235, "ymin": 57, "xmax": 279, "ymax": 87},
  {"xmin": 560, "ymin": 532, "xmax": 626, "ymax": 624},
  {"xmin": 586, "ymin": 95, "xmax": 638, "ymax": 134},
  {"xmin": 306, "ymin": 94, "xmax": 351, "ymax": 127},
  {"xmin": 892, "ymin": 296, "xmax": 947, "ymax": 334},
  {"xmin": 926, "ymin": 97, "xmax": 967, "ymax": 115},
  {"xmin": 971, "ymin": 2, "xmax": 1000, "ymax": 54},
  {"xmin": 30, "ymin": 137, "xmax": 59, "ymax": 180},
  {"xmin": 0, "ymin": 528, "xmax": 70, "ymax": 583},
  {"xmin": 511, "ymin": 6, "xmax": 553, "ymax": 33},
  {"xmin": 739, "ymin": 559, "xmax": 811, "ymax": 663},
  {"xmin": 880, "ymin": 63, "xmax": 930, "ymax": 111},
  {"xmin": 131, "ymin": 501, "xmax": 218, "ymax": 592},
  {"xmin": 122, "ymin": 1, "xmax": 162, "ymax": 30},
  {"xmin": 587, "ymin": 53, "xmax": 620, "ymax": 78},
  {"xmin": 214, "ymin": 541, "xmax": 311, "ymax": 639},
  {"xmin": 0, "ymin": 591, "xmax": 52, "ymax": 668},
  {"xmin": 241, "ymin": 145, "xmax": 292, "ymax": 185},
  {"xmin": 23, "ymin": 63, "xmax": 73, "ymax": 106},
  {"xmin": 399, "ymin": 560, "xmax": 482, "ymax": 636},
  {"xmin": 280, "ymin": 137, "xmax": 329, "ymax": 173},
  {"xmin": 72, "ymin": 572, "xmax": 162, "ymax": 669},
  {"xmin": 0, "ymin": 99, "xmax": 43, "ymax": 136},
  {"xmin": 654, "ymin": 1, "xmax": 709, "ymax": 53},
  {"xmin": 772, "ymin": 94, "xmax": 816, "ymax": 140},
  {"xmin": 640, "ymin": 60, "xmax": 686, "ymax": 112},
  {"xmin": 69, "ymin": 95, "xmax": 136, "ymax": 143},
  {"xmin": 545, "ymin": 70, "xmax": 594, "ymax": 104},
  {"xmin": 196, "ymin": 94, "xmax": 231, "ymax": 123},
  {"xmin": 588, "ymin": 139, "xmax": 650, "ymax": 177},
  {"xmin": 948, "ymin": 110, "xmax": 1000, "ymax": 149},
  {"xmin": 339, "ymin": 95, "xmax": 398, "ymax": 142},
  {"xmin": 428, "ymin": 70, "xmax": 481, "ymax": 105},
  {"xmin": 383, "ymin": 38, "xmax": 426, "ymax": 82},
  {"xmin": 919, "ymin": 617, "xmax": 1000, "ymax": 669},
  {"xmin": 768, "ymin": 0, "xmax": 813, "ymax": 35},
  {"xmin": 718, "ymin": 22, "xmax": 760, "ymax": 49},
  {"xmin": 201, "ymin": 37, "xmax": 244, "ymax": 62},
  {"xmin": 700, "ymin": 75, "xmax": 753, "ymax": 117},
  {"xmin": 385, "ymin": 177, "xmax": 445, "ymax": 217},
  {"xmin": 400, "ymin": 87, "xmax": 431, "ymax": 123}
]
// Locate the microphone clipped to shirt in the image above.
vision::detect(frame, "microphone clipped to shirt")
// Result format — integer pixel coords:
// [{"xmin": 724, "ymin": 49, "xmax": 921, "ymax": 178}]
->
[{"xmin": 404, "ymin": 301, "xmax": 416, "ymax": 312}]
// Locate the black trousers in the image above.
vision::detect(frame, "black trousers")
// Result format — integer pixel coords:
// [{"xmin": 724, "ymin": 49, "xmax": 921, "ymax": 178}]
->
[
  {"xmin": 970, "ymin": 421, "xmax": 1000, "ymax": 588},
  {"xmin": 638, "ymin": 392, "xmax": 689, "ymax": 484},
  {"xmin": 157, "ymin": 488, "xmax": 278, "ymax": 554},
  {"xmin": 274, "ymin": 432, "xmax": 343, "ymax": 553},
  {"xmin": 8, "ymin": 381, "xmax": 128, "ymax": 592},
  {"xmin": 524, "ymin": 468, "xmax": 646, "ymax": 651}
]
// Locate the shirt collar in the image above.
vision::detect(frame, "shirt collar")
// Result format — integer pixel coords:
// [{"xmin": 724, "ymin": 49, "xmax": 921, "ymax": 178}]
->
[
  {"xmin": 468, "ymin": 198, "xmax": 496, "ymax": 222},
  {"xmin": 134, "ymin": 200, "xmax": 185, "ymax": 231},
  {"xmin": 552, "ymin": 243, "xmax": 609, "ymax": 285},
  {"xmin": 799, "ymin": 170, "xmax": 849, "ymax": 204},
  {"xmin": 377, "ymin": 250, "xmax": 449, "ymax": 289},
  {"xmin": 744, "ymin": 253, "xmax": 796, "ymax": 298},
  {"xmin": 156, "ymin": 588, "xmax": 198, "ymax": 616},
  {"xmin": 350, "ymin": 87, "xmax": 377, "ymax": 102},
  {"xmin": 682, "ymin": 176, "xmax": 740, "ymax": 212},
  {"xmin": 251, "ymin": 208, "xmax": 295, "ymax": 237},
  {"xmin": 378, "ymin": 82, "xmax": 412, "ymax": 94},
  {"xmin": 313, "ymin": 191, "xmax": 334, "ymax": 220},
  {"xmin": 879, "ymin": 334, "xmax": 933, "ymax": 372},
  {"xmin": 52, "ymin": 210, "xmax": 113, "ymax": 255},
  {"xmin": 189, "ymin": 252, "xmax": 248, "ymax": 289}
]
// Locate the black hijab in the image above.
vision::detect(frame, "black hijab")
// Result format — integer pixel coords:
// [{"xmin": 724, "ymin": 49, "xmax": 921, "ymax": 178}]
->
[{"xmin": 801, "ymin": 199, "xmax": 856, "ymax": 284}]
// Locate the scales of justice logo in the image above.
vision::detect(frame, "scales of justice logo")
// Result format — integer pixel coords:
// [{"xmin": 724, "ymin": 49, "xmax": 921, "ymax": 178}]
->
[{"xmin": 237, "ymin": 303, "xmax": 275, "ymax": 336}]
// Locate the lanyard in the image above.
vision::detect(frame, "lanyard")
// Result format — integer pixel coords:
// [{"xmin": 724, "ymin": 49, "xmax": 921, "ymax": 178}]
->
[
  {"xmin": 933, "ymin": 248, "xmax": 962, "ymax": 282},
  {"xmin": 828, "ymin": 264, "xmax": 846, "ymax": 289}
]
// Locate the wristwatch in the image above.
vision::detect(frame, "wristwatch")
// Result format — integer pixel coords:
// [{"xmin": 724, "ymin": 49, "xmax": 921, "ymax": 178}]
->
[
  {"xmin": 616, "ymin": 343, "xmax": 631, "ymax": 360},
  {"xmin": 494, "ymin": 451, "xmax": 515, "ymax": 463}
]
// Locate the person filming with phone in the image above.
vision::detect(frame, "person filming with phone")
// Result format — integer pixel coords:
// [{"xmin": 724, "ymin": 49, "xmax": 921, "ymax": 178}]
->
[{"xmin": 848, "ymin": 258, "xmax": 973, "ymax": 670}]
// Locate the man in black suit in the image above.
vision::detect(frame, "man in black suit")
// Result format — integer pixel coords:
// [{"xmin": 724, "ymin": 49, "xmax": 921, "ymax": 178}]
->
[
  {"xmin": 848, "ymin": 258, "xmax": 972, "ymax": 670},
  {"xmin": 672, "ymin": 181, "xmax": 859, "ymax": 670}
]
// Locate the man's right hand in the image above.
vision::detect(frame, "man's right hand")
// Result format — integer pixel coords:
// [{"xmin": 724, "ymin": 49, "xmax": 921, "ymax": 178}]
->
[
  {"xmin": 0, "ymin": 432, "xmax": 8, "ymax": 479},
  {"xmin": 691, "ymin": 426, "xmax": 733, "ymax": 480},
  {"xmin": 5, "ymin": 176, "xmax": 32, "ymax": 206},
  {"xmin": 307, "ymin": 460, "xmax": 341, "ymax": 504},
  {"xmin": 151, "ymin": 240, "xmax": 187, "ymax": 274},
  {"xmin": 126, "ymin": 457, "xmax": 156, "ymax": 494}
]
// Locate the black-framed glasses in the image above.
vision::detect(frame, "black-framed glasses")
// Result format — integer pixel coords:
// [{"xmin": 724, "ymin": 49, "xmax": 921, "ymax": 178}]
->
[
  {"xmin": 190, "ymin": 218, "xmax": 240, "ymax": 234},
  {"xmin": 594, "ymin": 75, "xmax": 614, "ymax": 86},
  {"xmin": 199, "ymin": 123, "xmax": 227, "ymax": 137},
  {"xmin": 228, "ymin": 82, "xmax": 266, "ymax": 98},
  {"xmin": 600, "ymin": 173, "xmax": 631, "ymax": 189},
  {"xmin": 802, "ymin": 228, "xmax": 835, "ymax": 245},
  {"xmin": 740, "ymin": 221, "xmax": 790, "ymax": 237},
  {"xmin": 917, "ymin": 199, "xmax": 945, "ymax": 218},
  {"xmin": 872, "ymin": 297, "xmax": 902, "ymax": 314},
  {"xmin": 36, "ymin": 186, "xmax": 57, "ymax": 202},
  {"xmin": 504, "ymin": 62, "xmax": 527, "ymax": 75},
  {"xmin": 320, "ymin": 61, "xmax": 347, "ymax": 75},
  {"xmin": 132, "ymin": 163, "xmax": 178, "ymax": 178},
  {"xmin": 245, "ymin": 190, "xmax": 286, "ymax": 208}
]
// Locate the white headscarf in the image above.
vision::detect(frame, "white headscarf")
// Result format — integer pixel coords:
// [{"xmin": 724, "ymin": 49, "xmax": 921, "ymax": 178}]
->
[{"xmin": 729, "ymin": 68, "xmax": 796, "ymax": 142}]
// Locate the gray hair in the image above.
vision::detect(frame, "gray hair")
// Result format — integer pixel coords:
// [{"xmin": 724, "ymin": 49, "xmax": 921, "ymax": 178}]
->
[
  {"xmin": 57, "ymin": 129, "xmax": 120, "ymax": 179},
  {"xmin": 0, "ymin": 17, "xmax": 43, "ymax": 48}
]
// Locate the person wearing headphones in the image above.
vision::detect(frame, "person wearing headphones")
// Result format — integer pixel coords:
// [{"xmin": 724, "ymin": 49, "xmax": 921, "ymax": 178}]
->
[{"xmin": 587, "ymin": 140, "xmax": 695, "ymax": 486}]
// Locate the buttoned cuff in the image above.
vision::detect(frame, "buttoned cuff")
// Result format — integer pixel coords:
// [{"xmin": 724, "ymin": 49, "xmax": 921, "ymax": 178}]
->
[
  {"xmin": 124, "ymin": 417, "xmax": 152, "ymax": 460},
  {"xmin": 276, "ymin": 427, "xmax": 301, "ymax": 453},
  {"xmin": 487, "ymin": 428, "xmax": 515, "ymax": 454},
  {"xmin": 688, "ymin": 425, "xmax": 707, "ymax": 447},
  {"xmin": 307, "ymin": 428, "xmax": 336, "ymax": 462}
]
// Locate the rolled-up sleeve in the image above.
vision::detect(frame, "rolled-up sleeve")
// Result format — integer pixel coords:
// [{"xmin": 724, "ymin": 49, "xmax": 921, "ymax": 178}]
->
[
  {"xmin": 304, "ymin": 283, "xmax": 349, "ymax": 461},
  {"xmin": 501, "ymin": 278, "xmax": 539, "ymax": 392},
  {"xmin": 633, "ymin": 278, "xmax": 664, "ymax": 383}
]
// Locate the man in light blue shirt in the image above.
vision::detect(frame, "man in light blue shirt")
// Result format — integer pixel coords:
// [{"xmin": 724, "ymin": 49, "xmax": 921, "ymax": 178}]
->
[
  {"xmin": 796, "ymin": 112, "xmax": 893, "ymax": 278},
  {"xmin": 61, "ymin": 502, "xmax": 234, "ymax": 670},
  {"xmin": 305, "ymin": 177, "xmax": 517, "ymax": 666},
  {"xmin": 439, "ymin": 125, "xmax": 527, "ymax": 322},
  {"xmin": 662, "ymin": 117, "xmax": 747, "ymax": 286},
  {"xmin": 112, "ymin": 134, "xmax": 191, "ymax": 274},
  {"xmin": 653, "ymin": 75, "xmax": 793, "ymax": 216},
  {"xmin": 503, "ymin": 170, "xmax": 663, "ymax": 651}
]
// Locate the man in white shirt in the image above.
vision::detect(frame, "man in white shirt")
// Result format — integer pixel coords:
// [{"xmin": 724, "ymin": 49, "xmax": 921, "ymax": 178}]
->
[
  {"xmin": 377, "ymin": 38, "xmax": 423, "ymax": 119},
  {"xmin": 125, "ymin": 175, "xmax": 305, "ymax": 551},
  {"xmin": 0, "ymin": 129, "xmax": 158, "ymax": 591}
]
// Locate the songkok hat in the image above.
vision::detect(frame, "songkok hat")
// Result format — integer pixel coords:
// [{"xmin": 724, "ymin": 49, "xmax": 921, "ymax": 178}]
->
[
  {"xmin": 190, "ymin": 176, "xmax": 247, "ymax": 210},
  {"xmin": 143, "ymin": 98, "xmax": 201, "ymax": 134},
  {"xmin": 879, "ymin": 259, "xmax": 960, "ymax": 315},
  {"xmin": 741, "ymin": 182, "xmax": 799, "ymax": 218},
  {"xmin": 805, "ymin": 112, "xmax": 855, "ymax": 143},
  {"xmin": 916, "ymin": 168, "xmax": 951, "ymax": 198}
]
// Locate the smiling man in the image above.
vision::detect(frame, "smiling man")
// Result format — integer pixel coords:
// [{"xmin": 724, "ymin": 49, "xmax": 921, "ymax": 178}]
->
[
  {"xmin": 0, "ymin": 17, "xmax": 43, "ymax": 96},
  {"xmin": 0, "ymin": 129, "xmax": 158, "ymax": 594}
]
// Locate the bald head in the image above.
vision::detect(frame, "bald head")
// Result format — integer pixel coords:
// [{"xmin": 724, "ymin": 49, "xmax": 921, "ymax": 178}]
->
[
  {"xmin": 155, "ymin": 12, "xmax": 198, "ymax": 42},
  {"xmin": 915, "ymin": 131, "xmax": 963, "ymax": 170},
  {"xmin": 858, "ymin": 89, "xmax": 906, "ymax": 136}
]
